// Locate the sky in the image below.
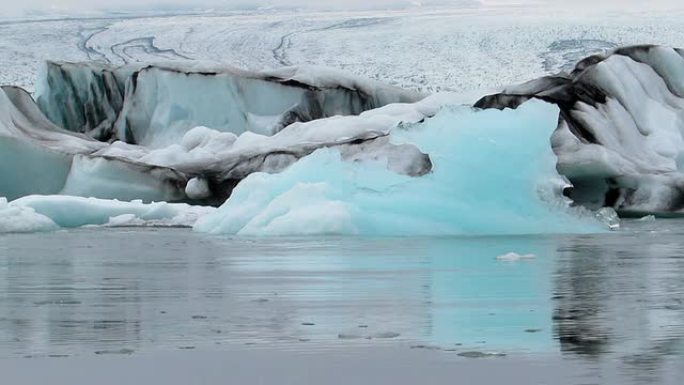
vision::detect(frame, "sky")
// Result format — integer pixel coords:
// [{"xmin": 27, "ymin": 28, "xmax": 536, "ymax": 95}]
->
[{"xmin": 1, "ymin": 0, "xmax": 681, "ymax": 17}]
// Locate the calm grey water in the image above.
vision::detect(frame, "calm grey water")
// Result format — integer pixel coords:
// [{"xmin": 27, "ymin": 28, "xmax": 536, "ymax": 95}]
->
[{"xmin": 0, "ymin": 220, "xmax": 683, "ymax": 384}]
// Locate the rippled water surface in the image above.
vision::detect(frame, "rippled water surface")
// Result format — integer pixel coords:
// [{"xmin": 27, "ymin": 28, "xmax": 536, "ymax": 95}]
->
[{"xmin": 1, "ymin": 220, "xmax": 683, "ymax": 384}]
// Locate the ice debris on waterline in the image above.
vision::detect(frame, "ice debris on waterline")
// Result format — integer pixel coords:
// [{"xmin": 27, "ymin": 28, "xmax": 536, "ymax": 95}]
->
[
  {"xmin": 194, "ymin": 100, "xmax": 606, "ymax": 236},
  {"xmin": 0, "ymin": 197, "xmax": 58, "ymax": 233},
  {"xmin": 0, "ymin": 195, "xmax": 213, "ymax": 231}
]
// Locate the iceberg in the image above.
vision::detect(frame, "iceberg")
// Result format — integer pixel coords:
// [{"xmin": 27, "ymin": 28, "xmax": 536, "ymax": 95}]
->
[
  {"xmin": 194, "ymin": 100, "xmax": 604, "ymax": 236},
  {"xmin": 36, "ymin": 61, "xmax": 424, "ymax": 147},
  {"xmin": 5, "ymin": 45, "xmax": 684, "ymax": 233},
  {"xmin": 2, "ymin": 195, "xmax": 214, "ymax": 231},
  {"xmin": 0, "ymin": 85, "xmax": 188, "ymax": 202},
  {"xmin": 476, "ymin": 45, "xmax": 684, "ymax": 215},
  {"xmin": 1, "ymin": 78, "xmax": 447, "ymax": 204},
  {"xmin": 0, "ymin": 197, "xmax": 58, "ymax": 233}
]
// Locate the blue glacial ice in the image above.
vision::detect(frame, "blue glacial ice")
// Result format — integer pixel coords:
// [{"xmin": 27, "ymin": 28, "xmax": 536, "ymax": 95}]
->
[{"xmin": 194, "ymin": 100, "xmax": 605, "ymax": 236}]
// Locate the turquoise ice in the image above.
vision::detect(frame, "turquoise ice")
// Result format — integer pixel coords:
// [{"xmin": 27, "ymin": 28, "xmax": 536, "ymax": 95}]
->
[{"xmin": 195, "ymin": 100, "xmax": 604, "ymax": 236}]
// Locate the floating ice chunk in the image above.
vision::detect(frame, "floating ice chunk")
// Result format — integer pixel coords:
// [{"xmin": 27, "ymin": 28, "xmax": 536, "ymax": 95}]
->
[
  {"xmin": 595, "ymin": 207, "xmax": 621, "ymax": 230},
  {"xmin": 195, "ymin": 100, "xmax": 606, "ymax": 236},
  {"xmin": 0, "ymin": 197, "xmax": 58, "ymax": 233},
  {"xmin": 106, "ymin": 214, "xmax": 146, "ymax": 227},
  {"xmin": 8, "ymin": 195, "xmax": 214, "ymax": 229},
  {"xmin": 495, "ymin": 253, "xmax": 537, "ymax": 262},
  {"xmin": 637, "ymin": 215, "xmax": 657, "ymax": 222}
]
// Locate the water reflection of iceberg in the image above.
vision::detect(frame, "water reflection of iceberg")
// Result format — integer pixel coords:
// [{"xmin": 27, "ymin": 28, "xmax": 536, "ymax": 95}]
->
[{"xmin": 420, "ymin": 237, "xmax": 557, "ymax": 352}]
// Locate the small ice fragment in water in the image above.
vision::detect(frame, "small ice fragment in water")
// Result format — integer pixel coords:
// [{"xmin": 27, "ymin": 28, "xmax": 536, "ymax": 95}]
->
[
  {"xmin": 496, "ymin": 252, "xmax": 536, "ymax": 262},
  {"xmin": 106, "ymin": 214, "xmax": 145, "ymax": 227},
  {"xmin": 595, "ymin": 207, "xmax": 620, "ymax": 230},
  {"xmin": 638, "ymin": 215, "xmax": 656, "ymax": 222}
]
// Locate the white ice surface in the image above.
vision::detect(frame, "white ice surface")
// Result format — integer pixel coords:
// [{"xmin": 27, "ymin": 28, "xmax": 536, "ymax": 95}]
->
[
  {"xmin": 4, "ymin": 195, "xmax": 214, "ymax": 230},
  {"xmin": 96, "ymin": 92, "xmax": 463, "ymax": 174},
  {"xmin": 0, "ymin": 197, "xmax": 58, "ymax": 233}
]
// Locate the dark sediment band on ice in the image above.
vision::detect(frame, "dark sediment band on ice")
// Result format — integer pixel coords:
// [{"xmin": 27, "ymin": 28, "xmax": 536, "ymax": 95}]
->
[
  {"xmin": 476, "ymin": 45, "xmax": 684, "ymax": 214},
  {"xmin": 1, "ymin": 67, "xmax": 433, "ymax": 204},
  {"xmin": 36, "ymin": 61, "xmax": 424, "ymax": 145}
]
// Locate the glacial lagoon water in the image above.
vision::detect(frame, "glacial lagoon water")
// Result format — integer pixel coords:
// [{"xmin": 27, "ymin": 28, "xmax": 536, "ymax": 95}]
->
[{"xmin": 0, "ymin": 220, "xmax": 683, "ymax": 384}]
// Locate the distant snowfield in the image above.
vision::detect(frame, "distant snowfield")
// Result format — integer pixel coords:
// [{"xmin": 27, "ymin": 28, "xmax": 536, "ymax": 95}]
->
[{"xmin": 2, "ymin": 4, "xmax": 684, "ymax": 93}]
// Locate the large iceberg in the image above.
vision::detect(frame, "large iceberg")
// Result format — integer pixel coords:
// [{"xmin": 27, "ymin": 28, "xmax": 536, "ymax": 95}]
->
[
  {"xmin": 194, "ymin": 100, "xmax": 603, "ymax": 236},
  {"xmin": 476, "ymin": 45, "xmax": 684, "ymax": 216},
  {"xmin": 36, "ymin": 61, "xmax": 423, "ymax": 147},
  {"xmin": 1, "ymin": 62, "xmax": 434, "ymax": 204},
  {"xmin": 0, "ymin": 77, "xmax": 445, "ymax": 204},
  {"xmin": 5, "ymin": 46, "xmax": 684, "ymax": 235}
]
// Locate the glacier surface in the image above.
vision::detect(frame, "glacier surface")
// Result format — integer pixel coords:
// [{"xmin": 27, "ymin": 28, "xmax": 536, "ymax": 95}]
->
[{"xmin": 194, "ymin": 100, "xmax": 603, "ymax": 236}]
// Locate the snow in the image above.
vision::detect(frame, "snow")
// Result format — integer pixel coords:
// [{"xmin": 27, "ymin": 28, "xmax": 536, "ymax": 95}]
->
[{"xmin": 194, "ymin": 100, "xmax": 605, "ymax": 236}]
